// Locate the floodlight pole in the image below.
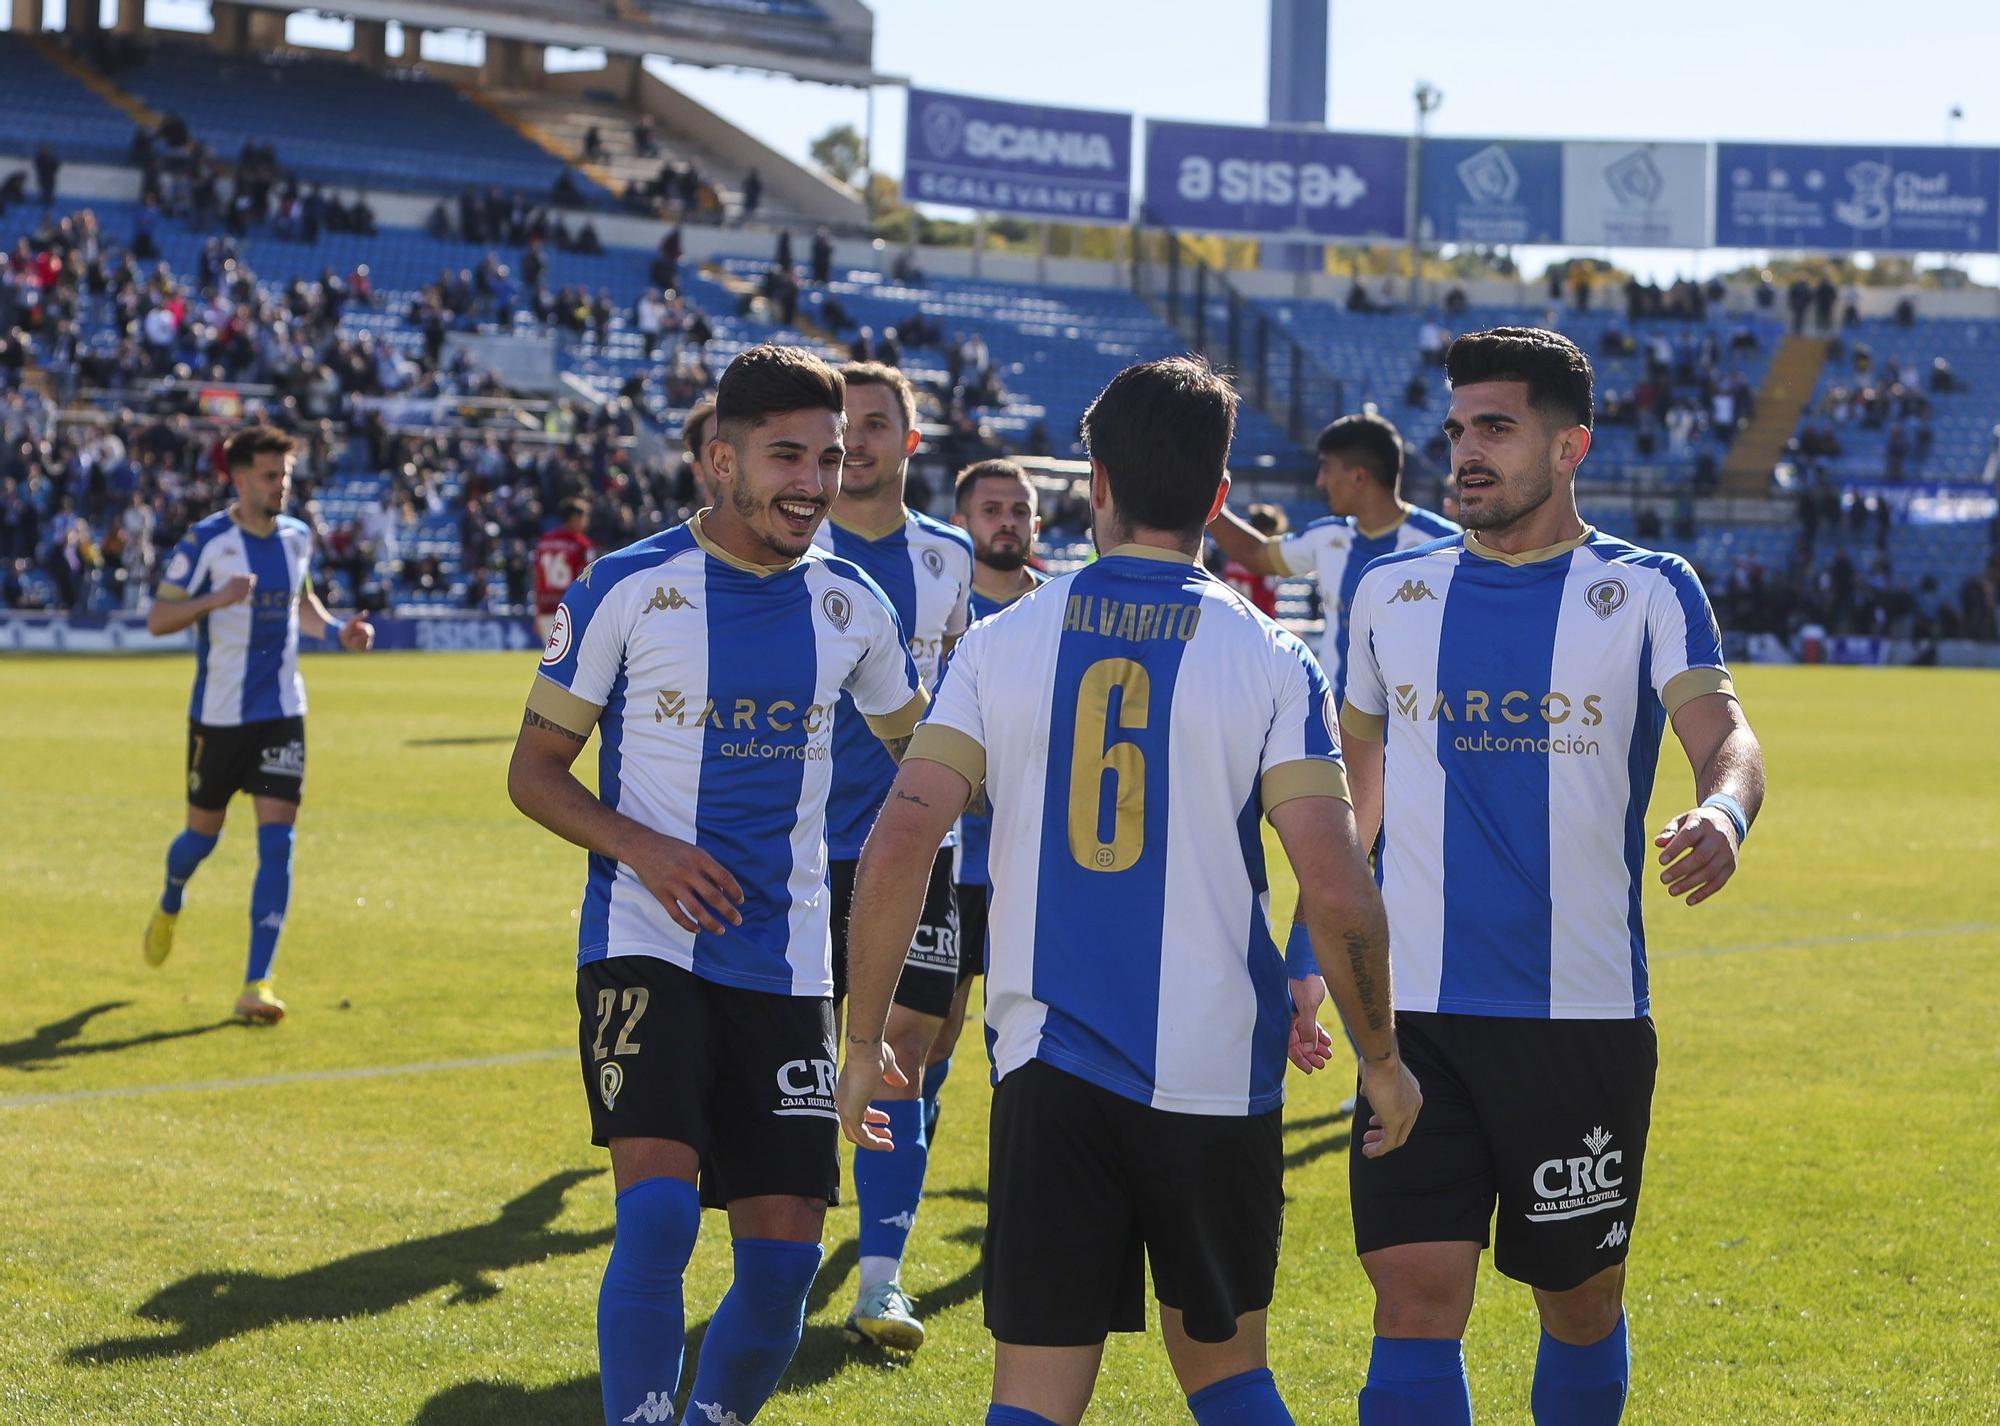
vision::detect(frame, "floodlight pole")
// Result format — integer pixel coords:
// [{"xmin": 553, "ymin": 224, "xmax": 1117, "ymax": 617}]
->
[{"xmin": 1408, "ymin": 81, "xmax": 1442, "ymax": 308}]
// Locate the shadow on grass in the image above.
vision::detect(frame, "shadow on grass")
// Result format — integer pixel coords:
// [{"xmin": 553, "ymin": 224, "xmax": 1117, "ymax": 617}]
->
[
  {"xmin": 416, "ymin": 1226, "xmax": 988, "ymax": 1423},
  {"xmin": 67, "ymin": 1169, "xmax": 612, "ymax": 1365},
  {"xmin": 0, "ymin": 1001, "xmax": 241, "ymax": 1072},
  {"xmin": 1283, "ymin": 1121, "xmax": 1353, "ymax": 1173},
  {"xmin": 404, "ymin": 736, "xmax": 517, "ymax": 748}
]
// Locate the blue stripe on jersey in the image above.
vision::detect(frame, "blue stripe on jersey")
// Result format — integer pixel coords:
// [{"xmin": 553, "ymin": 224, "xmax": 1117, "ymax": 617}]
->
[
  {"xmin": 689, "ymin": 567, "xmax": 819, "ymax": 981},
  {"xmin": 825, "ymin": 524, "xmax": 917, "ymax": 859},
  {"xmin": 191, "ymin": 612, "xmax": 211, "ymax": 721},
  {"xmin": 579, "ymin": 663, "xmax": 630, "ymax": 965},
  {"xmin": 1029, "ymin": 557, "xmax": 1200, "ymax": 1103},
  {"xmin": 1436, "ymin": 551, "xmax": 1572, "ymax": 1015},
  {"xmin": 1623, "ymin": 628, "xmax": 1661, "ymax": 1014},
  {"xmin": 239, "ymin": 527, "xmax": 296, "ymax": 722},
  {"xmin": 1235, "ymin": 788, "xmax": 1291, "ymax": 1109}
]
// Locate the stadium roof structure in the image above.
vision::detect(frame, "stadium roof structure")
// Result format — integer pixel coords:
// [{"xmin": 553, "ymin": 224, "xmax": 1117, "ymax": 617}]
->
[{"xmin": 240, "ymin": 0, "xmax": 893, "ymax": 87}]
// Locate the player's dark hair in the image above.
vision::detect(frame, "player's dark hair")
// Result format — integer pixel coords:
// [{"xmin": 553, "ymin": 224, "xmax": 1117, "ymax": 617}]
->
[
  {"xmin": 840, "ymin": 360, "xmax": 918, "ymax": 432},
  {"xmin": 1316, "ymin": 412, "xmax": 1404, "ymax": 489},
  {"xmin": 714, "ymin": 345, "xmax": 844, "ymax": 435},
  {"xmin": 683, "ymin": 398, "xmax": 716, "ymax": 455},
  {"xmin": 1445, "ymin": 326, "xmax": 1595, "ymax": 431},
  {"xmin": 1081, "ymin": 356, "xmax": 1238, "ymax": 536},
  {"xmin": 559, "ymin": 497, "xmax": 590, "ymax": 521},
  {"xmin": 954, "ymin": 458, "xmax": 1032, "ymax": 510},
  {"xmin": 222, "ymin": 424, "xmax": 296, "ymax": 472}
]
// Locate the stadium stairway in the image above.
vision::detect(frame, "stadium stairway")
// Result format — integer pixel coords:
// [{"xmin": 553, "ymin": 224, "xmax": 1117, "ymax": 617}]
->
[
  {"xmin": 701, "ymin": 259, "xmax": 839, "ymax": 344},
  {"xmin": 460, "ymin": 87, "xmax": 625, "ymax": 199},
  {"xmin": 21, "ymin": 33, "xmax": 162, "ymax": 134},
  {"xmin": 1722, "ymin": 333, "xmax": 1827, "ymax": 496}
]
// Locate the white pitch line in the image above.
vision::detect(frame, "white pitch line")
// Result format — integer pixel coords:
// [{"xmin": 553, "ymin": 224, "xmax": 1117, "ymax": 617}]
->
[
  {"xmin": 1654, "ymin": 921, "xmax": 1996, "ymax": 961},
  {"xmin": 3, "ymin": 923, "xmax": 1994, "ymax": 1111},
  {"xmin": 0, "ymin": 1048, "xmax": 570, "ymax": 1111}
]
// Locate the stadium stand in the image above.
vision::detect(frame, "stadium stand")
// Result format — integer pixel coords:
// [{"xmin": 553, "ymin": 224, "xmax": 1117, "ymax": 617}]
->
[
  {"xmin": 1788, "ymin": 317, "xmax": 2000, "ymax": 485},
  {"xmin": 0, "ymin": 32, "xmax": 135, "ymax": 168}
]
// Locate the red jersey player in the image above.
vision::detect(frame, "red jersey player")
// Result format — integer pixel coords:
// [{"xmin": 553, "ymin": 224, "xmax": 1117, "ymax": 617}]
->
[
  {"xmin": 1219, "ymin": 502, "xmax": 1287, "ymax": 617},
  {"xmin": 533, "ymin": 497, "xmax": 594, "ymax": 642}
]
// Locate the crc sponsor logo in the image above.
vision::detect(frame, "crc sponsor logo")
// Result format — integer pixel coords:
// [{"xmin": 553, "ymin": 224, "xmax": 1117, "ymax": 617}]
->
[
  {"xmin": 1585, "ymin": 577, "xmax": 1627, "ymax": 620},
  {"xmin": 906, "ymin": 923, "xmax": 958, "ymax": 973},
  {"xmin": 1176, "ymin": 155, "xmax": 1369, "ymax": 210},
  {"xmin": 258, "ymin": 738, "xmax": 306, "ymax": 778},
  {"xmin": 1527, "ymin": 1126, "xmax": 1627, "ymax": 1223},
  {"xmin": 1386, "ymin": 578, "xmax": 1438, "ymax": 604},
  {"xmin": 653, "ymin": 690, "xmax": 833, "ymax": 735},
  {"xmin": 775, "ymin": 1057, "xmax": 838, "ymax": 1119},
  {"xmin": 541, "ymin": 605, "xmax": 572, "ymax": 664}
]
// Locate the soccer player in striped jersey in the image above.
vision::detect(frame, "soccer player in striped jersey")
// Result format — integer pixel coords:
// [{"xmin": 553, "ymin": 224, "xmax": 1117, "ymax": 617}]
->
[
  {"xmin": 1338, "ymin": 328, "xmax": 1767, "ymax": 1426},
  {"xmin": 1207, "ymin": 411, "xmax": 1459, "ymax": 706},
  {"xmin": 142, "ymin": 424, "xmax": 374, "ymax": 1025},
  {"xmin": 837, "ymin": 357, "xmax": 1423, "ymax": 1426},
  {"xmin": 921, "ymin": 460, "xmax": 1046, "ymax": 1141},
  {"xmin": 507, "ymin": 346, "xmax": 928, "ymax": 1426},
  {"xmin": 810, "ymin": 361, "xmax": 974, "ymax": 1351}
]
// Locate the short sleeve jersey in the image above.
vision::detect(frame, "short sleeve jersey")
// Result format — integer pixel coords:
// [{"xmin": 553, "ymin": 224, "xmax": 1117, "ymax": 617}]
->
[
  {"xmin": 159, "ymin": 510, "xmax": 315, "ymax": 726},
  {"xmin": 911, "ymin": 546, "xmax": 1349, "ymax": 1116},
  {"xmin": 812, "ymin": 509, "xmax": 974, "ymax": 859},
  {"xmin": 530, "ymin": 516, "xmax": 926, "ymax": 997},
  {"xmin": 953, "ymin": 568, "xmax": 1045, "ymax": 889},
  {"xmin": 1339, "ymin": 527, "xmax": 1734, "ymax": 1020},
  {"xmin": 1274, "ymin": 505, "xmax": 1461, "ymax": 703}
]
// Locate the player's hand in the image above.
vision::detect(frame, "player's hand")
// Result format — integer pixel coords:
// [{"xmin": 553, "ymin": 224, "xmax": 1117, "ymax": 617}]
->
[
  {"xmin": 338, "ymin": 615, "xmax": 375, "ymax": 652},
  {"xmin": 624, "ymin": 832, "xmax": 744, "ymax": 935},
  {"xmin": 1654, "ymin": 806, "xmax": 1741, "ymax": 905},
  {"xmin": 213, "ymin": 573, "xmax": 255, "ymax": 607},
  {"xmin": 836, "ymin": 1038, "xmax": 905, "ymax": 1151},
  {"xmin": 1287, "ymin": 974, "xmax": 1336, "ymax": 1073},
  {"xmin": 1358, "ymin": 1052, "xmax": 1421, "ymax": 1159}
]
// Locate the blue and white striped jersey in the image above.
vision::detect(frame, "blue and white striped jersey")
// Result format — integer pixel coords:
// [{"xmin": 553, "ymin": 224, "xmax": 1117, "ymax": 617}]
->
[
  {"xmin": 1339, "ymin": 527, "xmax": 1734, "ymax": 1020},
  {"xmin": 159, "ymin": 510, "xmax": 315, "ymax": 726},
  {"xmin": 954, "ymin": 569, "xmax": 1046, "ymax": 890},
  {"xmin": 812, "ymin": 509, "xmax": 973, "ymax": 859},
  {"xmin": 529, "ymin": 516, "xmax": 927, "ymax": 997},
  {"xmin": 1275, "ymin": 504, "xmax": 1460, "ymax": 703},
  {"xmin": 910, "ymin": 546, "xmax": 1350, "ymax": 1116}
]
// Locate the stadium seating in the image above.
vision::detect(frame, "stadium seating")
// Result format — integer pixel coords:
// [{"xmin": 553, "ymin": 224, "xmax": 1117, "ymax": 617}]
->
[
  {"xmin": 1792, "ymin": 317, "xmax": 2000, "ymax": 484},
  {"xmin": 0, "ymin": 33, "xmax": 135, "ymax": 167},
  {"xmin": 114, "ymin": 44, "xmax": 612, "ymax": 200}
]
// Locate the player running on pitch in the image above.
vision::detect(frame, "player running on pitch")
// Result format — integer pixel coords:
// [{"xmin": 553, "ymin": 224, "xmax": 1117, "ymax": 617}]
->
[{"xmin": 142, "ymin": 424, "xmax": 374, "ymax": 1024}]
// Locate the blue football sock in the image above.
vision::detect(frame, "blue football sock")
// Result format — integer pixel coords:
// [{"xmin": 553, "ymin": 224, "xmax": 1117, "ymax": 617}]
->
[
  {"xmin": 854, "ymin": 1099, "xmax": 928, "ymax": 1266},
  {"xmin": 1532, "ymin": 1314, "xmax": 1629, "ymax": 1426},
  {"xmin": 921, "ymin": 1055, "xmax": 952, "ymax": 1140},
  {"xmin": 245, "ymin": 823, "xmax": 293, "ymax": 983},
  {"xmin": 986, "ymin": 1408, "xmax": 1063, "ymax": 1426},
  {"xmin": 161, "ymin": 829, "xmax": 217, "ymax": 913},
  {"xmin": 683, "ymin": 1237, "xmax": 822, "ymax": 1422},
  {"xmin": 1359, "ymin": 1337, "xmax": 1472, "ymax": 1426},
  {"xmin": 1188, "ymin": 1366, "xmax": 1294, "ymax": 1424},
  {"xmin": 597, "ymin": 1176, "xmax": 700, "ymax": 1426}
]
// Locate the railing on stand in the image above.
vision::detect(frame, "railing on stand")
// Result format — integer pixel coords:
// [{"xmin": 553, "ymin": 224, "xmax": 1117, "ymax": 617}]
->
[{"xmin": 1131, "ymin": 230, "xmax": 1344, "ymax": 459}]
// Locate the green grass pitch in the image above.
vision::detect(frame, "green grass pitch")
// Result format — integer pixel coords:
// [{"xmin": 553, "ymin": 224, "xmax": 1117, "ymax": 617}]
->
[{"xmin": 1, "ymin": 654, "xmax": 1995, "ymax": 1424}]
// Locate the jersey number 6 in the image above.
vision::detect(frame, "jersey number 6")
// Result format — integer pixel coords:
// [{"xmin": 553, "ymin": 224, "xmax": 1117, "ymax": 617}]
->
[{"xmin": 1068, "ymin": 657, "xmax": 1149, "ymax": 874}]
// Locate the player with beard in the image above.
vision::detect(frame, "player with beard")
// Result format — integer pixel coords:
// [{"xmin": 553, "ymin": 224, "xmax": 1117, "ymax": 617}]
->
[
  {"xmin": 1337, "ymin": 328, "xmax": 1766, "ymax": 1425},
  {"xmin": 811, "ymin": 361, "xmax": 975, "ymax": 1352},
  {"xmin": 509, "ymin": 345, "xmax": 928, "ymax": 1426},
  {"xmin": 922, "ymin": 459, "xmax": 1045, "ymax": 1143}
]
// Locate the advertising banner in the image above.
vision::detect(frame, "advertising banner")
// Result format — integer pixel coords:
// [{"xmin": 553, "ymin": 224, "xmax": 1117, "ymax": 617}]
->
[
  {"xmin": 903, "ymin": 87, "xmax": 1133, "ymax": 222},
  {"xmin": 1418, "ymin": 137, "xmax": 1564, "ymax": 245},
  {"xmin": 1715, "ymin": 143, "xmax": 2000, "ymax": 252},
  {"xmin": 1141, "ymin": 120, "xmax": 1408, "ymax": 239},
  {"xmin": 1560, "ymin": 140, "xmax": 1711, "ymax": 247}
]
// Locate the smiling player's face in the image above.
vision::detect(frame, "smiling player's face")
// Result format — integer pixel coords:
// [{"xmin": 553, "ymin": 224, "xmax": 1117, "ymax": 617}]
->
[
  {"xmin": 707, "ymin": 407, "xmax": 845, "ymax": 562},
  {"xmin": 841, "ymin": 383, "xmax": 915, "ymax": 500}
]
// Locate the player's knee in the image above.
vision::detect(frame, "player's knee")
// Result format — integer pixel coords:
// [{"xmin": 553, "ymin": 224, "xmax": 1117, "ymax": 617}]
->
[
  {"xmin": 1370, "ymin": 1273, "xmax": 1475, "ymax": 1338},
  {"xmin": 1536, "ymin": 1268, "xmax": 1625, "ymax": 1346},
  {"xmin": 610, "ymin": 1176, "xmax": 701, "ymax": 1286}
]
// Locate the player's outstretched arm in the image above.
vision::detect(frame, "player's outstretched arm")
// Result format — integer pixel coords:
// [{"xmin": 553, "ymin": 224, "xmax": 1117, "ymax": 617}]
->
[
  {"xmin": 146, "ymin": 575, "xmax": 254, "ymax": 636},
  {"xmin": 836, "ymin": 757, "xmax": 971, "ymax": 1150},
  {"xmin": 507, "ymin": 703, "xmax": 743, "ymax": 935},
  {"xmin": 1205, "ymin": 504, "xmax": 1285, "ymax": 577},
  {"xmin": 1657, "ymin": 691, "xmax": 1766, "ymax": 906},
  {"xmin": 1268, "ymin": 791, "xmax": 1421, "ymax": 1159},
  {"xmin": 301, "ymin": 583, "xmax": 374, "ymax": 651}
]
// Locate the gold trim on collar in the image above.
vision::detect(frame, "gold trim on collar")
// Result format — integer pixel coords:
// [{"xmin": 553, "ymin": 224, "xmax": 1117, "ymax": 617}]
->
[
  {"xmin": 826, "ymin": 506, "xmax": 911, "ymax": 541},
  {"xmin": 973, "ymin": 571, "xmax": 1041, "ymax": 606},
  {"xmin": 1354, "ymin": 506, "xmax": 1412, "ymax": 541},
  {"xmin": 690, "ymin": 512, "xmax": 800, "ymax": 578},
  {"xmin": 1105, "ymin": 543, "xmax": 1197, "ymax": 565},
  {"xmin": 227, "ymin": 505, "xmax": 279, "ymax": 539},
  {"xmin": 1462, "ymin": 525, "xmax": 1595, "ymax": 567}
]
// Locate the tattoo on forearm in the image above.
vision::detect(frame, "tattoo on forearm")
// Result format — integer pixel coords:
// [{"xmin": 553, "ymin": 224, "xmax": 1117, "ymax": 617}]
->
[
  {"xmin": 1343, "ymin": 929, "xmax": 1388, "ymax": 1031},
  {"xmin": 894, "ymin": 790, "xmax": 931, "ymax": 809},
  {"xmin": 523, "ymin": 709, "xmax": 587, "ymax": 743}
]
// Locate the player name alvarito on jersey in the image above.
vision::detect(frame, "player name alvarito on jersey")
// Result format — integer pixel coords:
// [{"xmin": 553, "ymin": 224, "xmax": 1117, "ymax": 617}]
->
[{"xmin": 1062, "ymin": 593, "xmax": 1204, "ymax": 641}]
